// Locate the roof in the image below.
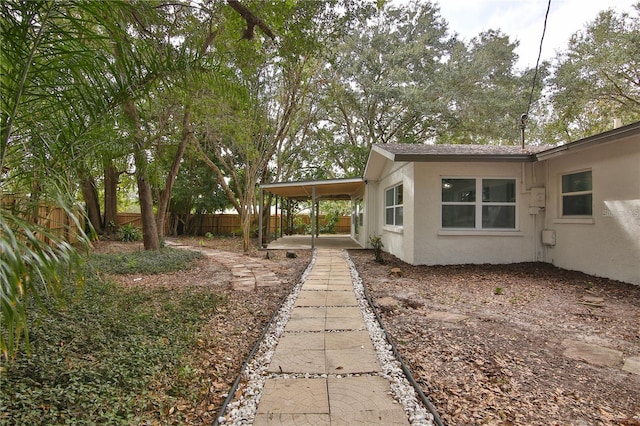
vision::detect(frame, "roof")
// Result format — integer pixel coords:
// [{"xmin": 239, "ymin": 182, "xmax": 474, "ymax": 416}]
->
[
  {"xmin": 536, "ymin": 120, "xmax": 640, "ymax": 160},
  {"xmin": 260, "ymin": 178, "xmax": 365, "ymax": 200},
  {"xmin": 261, "ymin": 121, "xmax": 640, "ymax": 200},
  {"xmin": 365, "ymin": 121, "xmax": 640, "ymax": 180},
  {"xmin": 370, "ymin": 143, "xmax": 552, "ymax": 162}
]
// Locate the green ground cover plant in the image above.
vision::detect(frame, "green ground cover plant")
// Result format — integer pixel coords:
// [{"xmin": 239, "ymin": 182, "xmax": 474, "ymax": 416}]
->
[
  {"xmin": 89, "ymin": 247, "xmax": 203, "ymax": 275},
  {"xmin": 0, "ymin": 249, "xmax": 220, "ymax": 425}
]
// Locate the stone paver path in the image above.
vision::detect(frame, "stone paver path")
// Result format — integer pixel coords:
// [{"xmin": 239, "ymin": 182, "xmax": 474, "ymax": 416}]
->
[
  {"xmin": 165, "ymin": 240, "xmax": 281, "ymax": 291},
  {"xmin": 254, "ymin": 249, "xmax": 409, "ymax": 425}
]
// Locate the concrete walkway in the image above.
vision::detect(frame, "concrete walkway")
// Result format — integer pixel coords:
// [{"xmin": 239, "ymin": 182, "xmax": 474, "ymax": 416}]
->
[{"xmin": 253, "ymin": 249, "xmax": 409, "ymax": 425}]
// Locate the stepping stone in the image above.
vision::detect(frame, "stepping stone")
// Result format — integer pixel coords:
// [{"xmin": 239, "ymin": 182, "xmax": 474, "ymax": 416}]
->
[
  {"xmin": 325, "ymin": 316, "xmax": 366, "ymax": 331},
  {"xmin": 284, "ymin": 317, "xmax": 326, "ymax": 332},
  {"xmin": 276, "ymin": 332, "xmax": 324, "ymax": 351},
  {"xmin": 295, "ymin": 293, "xmax": 328, "ymax": 307},
  {"xmin": 268, "ymin": 349, "xmax": 326, "ymax": 374},
  {"xmin": 327, "ymin": 376, "xmax": 409, "ymax": 425},
  {"xmin": 256, "ymin": 378, "xmax": 329, "ymax": 415},
  {"xmin": 325, "ymin": 331, "xmax": 374, "ymax": 351},
  {"xmin": 325, "ymin": 292, "xmax": 358, "ymax": 306},
  {"xmin": 622, "ymin": 356, "xmax": 640, "ymax": 375},
  {"xmin": 253, "ymin": 413, "xmax": 330, "ymax": 426},
  {"xmin": 232, "ymin": 279, "xmax": 254, "ymax": 291},
  {"xmin": 325, "ymin": 349, "xmax": 380, "ymax": 374},
  {"xmin": 290, "ymin": 307, "xmax": 326, "ymax": 320},
  {"xmin": 425, "ymin": 310, "xmax": 469, "ymax": 323},
  {"xmin": 326, "ymin": 307, "xmax": 363, "ymax": 319},
  {"xmin": 562, "ymin": 339, "xmax": 623, "ymax": 367}
]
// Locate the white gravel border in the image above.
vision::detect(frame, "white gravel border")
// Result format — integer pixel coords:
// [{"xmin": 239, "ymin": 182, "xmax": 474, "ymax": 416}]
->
[
  {"xmin": 345, "ymin": 251, "xmax": 434, "ymax": 426},
  {"xmin": 218, "ymin": 250, "xmax": 317, "ymax": 425},
  {"xmin": 218, "ymin": 249, "xmax": 434, "ymax": 425}
]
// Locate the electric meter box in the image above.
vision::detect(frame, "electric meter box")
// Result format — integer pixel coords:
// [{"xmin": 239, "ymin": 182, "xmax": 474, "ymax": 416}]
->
[{"xmin": 530, "ymin": 187, "xmax": 546, "ymax": 208}]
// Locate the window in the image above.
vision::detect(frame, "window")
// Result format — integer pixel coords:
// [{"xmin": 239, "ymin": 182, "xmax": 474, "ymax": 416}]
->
[
  {"xmin": 385, "ymin": 184, "xmax": 403, "ymax": 226},
  {"xmin": 442, "ymin": 178, "xmax": 516, "ymax": 230},
  {"xmin": 562, "ymin": 170, "xmax": 592, "ymax": 216}
]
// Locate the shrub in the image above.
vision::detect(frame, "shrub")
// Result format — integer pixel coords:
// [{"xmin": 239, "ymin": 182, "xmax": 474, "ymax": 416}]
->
[
  {"xmin": 320, "ymin": 210, "xmax": 340, "ymax": 234},
  {"xmin": 369, "ymin": 235, "xmax": 384, "ymax": 263},
  {"xmin": 119, "ymin": 223, "xmax": 142, "ymax": 242}
]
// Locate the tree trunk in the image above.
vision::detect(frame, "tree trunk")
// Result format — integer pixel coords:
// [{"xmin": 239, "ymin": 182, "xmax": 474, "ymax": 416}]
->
[
  {"xmin": 241, "ymin": 206, "xmax": 252, "ymax": 253},
  {"xmin": 136, "ymin": 159, "xmax": 160, "ymax": 250},
  {"xmin": 124, "ymin": 97, "xmax": 160, "ymax": 251},
  {"xmin": 103, "ymin": 160, "xmax": 119, "ymax": 234},
  {"xmin": 80, "ymin": 175, "xmax": 103, "ymax": 235},
  {"xmin": 156, "ymin": 105, "xmax": 191, "ymax": 242}
]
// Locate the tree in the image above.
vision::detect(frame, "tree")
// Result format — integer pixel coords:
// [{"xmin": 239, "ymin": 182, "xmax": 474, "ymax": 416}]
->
[
  {"xmin": 109, "ymin": 0, "xmax": 218, "ymax": 249},
  {"xmin": 439, "ymin": 30, "xmax": 546, "ymax": 145},
  {"xmin": 168, "ymin": 151, "xmax": 231, "ymax": 235},
  {"xmin": 193, "ymin": 0, "xmax": 367, "ymax": 252},
  {"xmin": 314, "ymin": 1, "xmax": 451, "ymax": 176},
  {"xmin": 547, "ymin": 4, "xmax": 640, "ymax": 140}
]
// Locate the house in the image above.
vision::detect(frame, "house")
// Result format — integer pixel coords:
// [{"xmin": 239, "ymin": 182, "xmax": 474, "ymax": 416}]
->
[
  {"xmin": 360, "ymin": 121, "xmax": 640, "ymax": 285},
  {"xmin": 260, "ymin": 122, "xmax": 639, "ymax": 285}
]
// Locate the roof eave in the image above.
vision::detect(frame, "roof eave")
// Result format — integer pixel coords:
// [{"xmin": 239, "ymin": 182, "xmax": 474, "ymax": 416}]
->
[
  {"xmin": 535, "ymin": 121, "xmax": 640, "ymax": 161},
  {"xmin": 393, "ymin": 154, "xmax": 535, "ymax": 162},
  {"xmin": 260, "ymin": 177, "xmax": 364, "ymax": 190}
]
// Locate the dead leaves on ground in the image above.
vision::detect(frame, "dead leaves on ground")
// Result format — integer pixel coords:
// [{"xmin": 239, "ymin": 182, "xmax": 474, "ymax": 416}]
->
[{"xmin": 349, "ymin": 250, "xmax": 640, "ymax": 426}]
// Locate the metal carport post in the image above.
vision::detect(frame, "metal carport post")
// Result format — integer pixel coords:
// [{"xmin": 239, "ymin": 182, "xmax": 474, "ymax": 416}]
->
[{"xmin": 310, "ymin": 186, "xmax": 316, "ymax": 249}]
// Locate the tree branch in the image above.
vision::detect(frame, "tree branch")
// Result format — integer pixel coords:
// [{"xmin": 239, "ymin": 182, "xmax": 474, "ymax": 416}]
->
[
  {"xmin": 193, "ymin": 136, "xmax": 242, "ymax": 214},
  {"xmin": 227, "ymin": 0, "xmax": 275, "ymax": 40}
]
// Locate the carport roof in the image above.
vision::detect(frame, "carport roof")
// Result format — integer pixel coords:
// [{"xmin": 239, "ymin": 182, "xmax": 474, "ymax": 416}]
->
[{"xmin": 260, "ymin": 178, "xmax": 365, "ymax": 200}]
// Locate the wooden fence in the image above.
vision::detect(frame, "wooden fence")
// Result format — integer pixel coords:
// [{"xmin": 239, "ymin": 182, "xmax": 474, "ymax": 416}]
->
[
  {"xmin": 116, "ymin": 213, "xmax": 351, "ymax": 236},
  {"xmin": 1, "ymin": 197, "xmax": 85, "ymax": 244},
  {"xmin": 1, "ymin": 199, "xmax": 351, "ymax": 243}
]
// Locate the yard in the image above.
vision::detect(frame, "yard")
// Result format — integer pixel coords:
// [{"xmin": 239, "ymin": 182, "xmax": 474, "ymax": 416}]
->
[
  {"xmin": 3, "ymin": 237, "xmax": 638, "ymax": 425},
  {"xmin": 348, "ymin": 250, "xmax": 640, "ymax": 426}
]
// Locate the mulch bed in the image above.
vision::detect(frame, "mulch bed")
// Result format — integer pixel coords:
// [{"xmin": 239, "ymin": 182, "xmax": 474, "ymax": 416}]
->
[{"xmin": 348, "ymin": 249, "xmax": 640, "ymax": 426}]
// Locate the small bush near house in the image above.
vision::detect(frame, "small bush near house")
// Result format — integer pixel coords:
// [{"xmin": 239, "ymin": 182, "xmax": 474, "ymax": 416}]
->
[
  {"xmin": 0, "ymin": 249, "xmax": 219, "ymax": 425},
  {"xmin": 369, "ymin": 235, "xmax": 384, "ymax": 264}
]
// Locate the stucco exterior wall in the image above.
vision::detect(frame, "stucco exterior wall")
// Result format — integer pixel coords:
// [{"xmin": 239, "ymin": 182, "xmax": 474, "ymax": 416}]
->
[
  {"xmin": 411, "ymin": 161, "xmax": 541, "ymax": 265},
  {"xmin": 363, "ymin": 160, "xmax": 414, "ymax": 263},
  {"xmin": 541, "ymin": 137, "xmax": 640, "ymax": 285}
]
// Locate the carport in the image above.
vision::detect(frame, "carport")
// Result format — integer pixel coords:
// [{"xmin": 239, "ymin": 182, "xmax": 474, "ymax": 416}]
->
[{"xmin": 258, "ymin": 178, "xmax": 366, "ymax": 249}]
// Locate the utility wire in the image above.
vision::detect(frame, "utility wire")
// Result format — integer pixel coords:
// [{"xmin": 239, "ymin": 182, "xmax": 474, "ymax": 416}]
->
[
  {"xmin": 520, "ymin": 0, "xmax": 552, "ymax": 147},
  {"xmin": 526, "ymin": 0, "xmax": 552, "ymax": 118}
]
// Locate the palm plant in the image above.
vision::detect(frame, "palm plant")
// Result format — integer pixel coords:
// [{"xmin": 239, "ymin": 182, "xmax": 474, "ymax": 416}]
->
[{"xmin": 0, "ymin": 0, "xmax": 145, "ymax": 359}]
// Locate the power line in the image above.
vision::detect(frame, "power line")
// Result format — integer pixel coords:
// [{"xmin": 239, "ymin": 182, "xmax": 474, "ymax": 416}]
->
[{"xmin": 521, "ymin": 0, "xmax": 552, "ymax": 147}]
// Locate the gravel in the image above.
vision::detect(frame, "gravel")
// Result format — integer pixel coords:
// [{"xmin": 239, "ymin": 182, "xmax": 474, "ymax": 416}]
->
[{"xmin": 218, "ymin": 250, "xmax": 435, "ymax": 425}]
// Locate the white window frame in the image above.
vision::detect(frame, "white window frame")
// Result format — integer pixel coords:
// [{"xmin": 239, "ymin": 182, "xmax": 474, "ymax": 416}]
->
[
  {"xmin": 561, "ymin": 169, "xmax": 593, "ymax": 217},
  {"xmin": 384, "ymin": 183, "xmax": 403, "ymax": 228},
  {"xmin": 441, "ymin": 177, "xmax": 518, "ymax": 231}
]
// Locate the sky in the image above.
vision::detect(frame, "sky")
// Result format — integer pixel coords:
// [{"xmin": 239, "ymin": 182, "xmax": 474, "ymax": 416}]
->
[{"xmin": 430, "ymin": 0, "xmax": 638, "ymax": 70}]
